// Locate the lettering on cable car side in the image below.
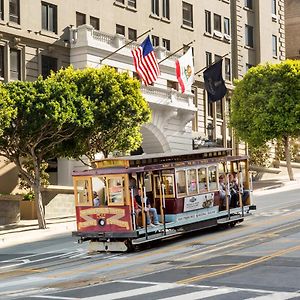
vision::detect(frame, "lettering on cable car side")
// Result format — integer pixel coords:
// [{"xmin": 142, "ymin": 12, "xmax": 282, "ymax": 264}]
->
[
  {"xmin": 183, "ymin": 193, "xmax": 215, "ymax": 212},
  {"xmin": 176, "ymin": 206, "xmax": 219, "ymax": 222},
  {"xmin": 76, "ymin": 206, "xmax": 131, "ymax": 231}
]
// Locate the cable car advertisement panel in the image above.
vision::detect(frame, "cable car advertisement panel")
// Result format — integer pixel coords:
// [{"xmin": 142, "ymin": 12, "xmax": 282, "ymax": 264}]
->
[{"xmin": 75, "ymin": 206, "xmax": 132, "ymax": 232}]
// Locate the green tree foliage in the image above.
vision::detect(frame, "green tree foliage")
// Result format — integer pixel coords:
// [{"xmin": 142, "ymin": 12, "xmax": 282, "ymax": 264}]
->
[
  {"xmin": 0, "ymin": 79, "xmax": 93, "ymax": 228},
  {"xmin": 50, "ymin": 66, "xmax": 151, "ymax": 159},
  {"xmin": 230, "ymin": 60, "xmax": 300, "ymax": 180},
  {"xmin": 0, "ymin": 66, "xmax": 150, "ymax": 228},
  {"xmin": 0, "ymin": 85, "xmax": 16, "ymax": 136}
]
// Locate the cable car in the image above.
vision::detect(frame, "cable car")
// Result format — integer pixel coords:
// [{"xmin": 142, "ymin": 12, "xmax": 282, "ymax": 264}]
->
[{"xmin": 72, "ymin": 148, "xmax": 256, "ymax": 252}]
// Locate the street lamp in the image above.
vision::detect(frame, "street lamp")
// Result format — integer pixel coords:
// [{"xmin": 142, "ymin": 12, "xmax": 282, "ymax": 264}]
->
[{"xmin": 206, "ymin": 123, "xmax": 214, "ymax": 141}]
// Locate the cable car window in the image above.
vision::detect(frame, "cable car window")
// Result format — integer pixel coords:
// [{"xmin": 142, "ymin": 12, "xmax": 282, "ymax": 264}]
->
[
  {"xmin": 107, "ymin": 177, "xmax": 124, "ymax": 205},
  {"xmin": 176, "ymin": 170, "xmax": 187, "ymax": 196},
  {"xmin": 154, "ymin": 174, "xmax": 174, "ymax": 198},
  {"xmin": 75, "ymin": 179, "xmax": 92, "ymax": 206},
  {"xmin": 187, "ymin": 168, "xmax": 197, "ymax": 195},
  {"xmin": 198, "ymin": 167, "xmax": 208, "ymax": 192},
  {"xmin": 208, "ymin": 166, "xmax": 218, "ymax": 190}
]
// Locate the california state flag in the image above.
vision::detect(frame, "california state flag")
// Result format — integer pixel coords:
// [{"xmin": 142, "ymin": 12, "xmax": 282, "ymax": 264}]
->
[{"xmin": 175, "ymin": 48, "xmax": 194, "ymax": 93}]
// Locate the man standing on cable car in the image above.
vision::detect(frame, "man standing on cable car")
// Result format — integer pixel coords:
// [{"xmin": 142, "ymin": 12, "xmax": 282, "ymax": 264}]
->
[{"xmin": 135, "ymin": 188, "xmax": 161, "ymax": 226}]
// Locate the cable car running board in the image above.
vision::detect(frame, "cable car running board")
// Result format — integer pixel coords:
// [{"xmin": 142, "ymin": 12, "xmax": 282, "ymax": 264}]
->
[{"xmin": 217, "ymin": 215, "xmax": 244, "ymax": 224}]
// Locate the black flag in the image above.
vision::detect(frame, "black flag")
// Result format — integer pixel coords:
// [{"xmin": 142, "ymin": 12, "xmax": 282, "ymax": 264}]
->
[{"xmin": 204, "ymin": 59, "xmax": 227, "ymax": 102}]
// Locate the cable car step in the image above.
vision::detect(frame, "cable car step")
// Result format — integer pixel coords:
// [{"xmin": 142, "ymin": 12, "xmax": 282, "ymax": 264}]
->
[
  {"xmin": 217, "ymin": 215, "xmax": 244, "ymax": 224},
  {"xmin": 132, "ymin": 229, "xmax": 182, "ymax": 245}
]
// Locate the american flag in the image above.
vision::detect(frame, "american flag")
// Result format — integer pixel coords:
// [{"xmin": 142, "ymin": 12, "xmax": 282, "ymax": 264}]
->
[{"xmin": 131, "ymin": 36, "xmax": 160, "ymax": 86}]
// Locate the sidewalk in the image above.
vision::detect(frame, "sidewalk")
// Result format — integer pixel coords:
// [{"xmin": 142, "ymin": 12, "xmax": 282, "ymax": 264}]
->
[
  {"xmin": 0, "ymin": 217, "xmax": 76, "ymax": 248},
  {"xmin": 1, "ymin": 166, "xmax": 299, "ymax": 249}
]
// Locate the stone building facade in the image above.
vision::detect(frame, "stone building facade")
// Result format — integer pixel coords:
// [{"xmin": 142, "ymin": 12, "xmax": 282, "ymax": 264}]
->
[{"xmin": 0, "ymin": 0, "xmax": 285, "ymax": 190}]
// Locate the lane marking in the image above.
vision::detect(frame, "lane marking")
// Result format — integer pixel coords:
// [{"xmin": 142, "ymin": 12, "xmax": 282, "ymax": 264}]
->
[
  {"xmin": 247, "ymin": 292, "xmax": 300, "ymax": 300},
  {"xmin": 176, "ymin": 244, "xmax": 300, "ymax": 284},
  {"xmin": 84, "ymin": 282, "xmax": 183, "ymax": 300}
]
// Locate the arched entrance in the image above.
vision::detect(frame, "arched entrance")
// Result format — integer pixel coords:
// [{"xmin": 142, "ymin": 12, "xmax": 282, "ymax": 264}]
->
[{"xmin": 140, "ymin": 124, "xmax": 171, "ymax": 154}]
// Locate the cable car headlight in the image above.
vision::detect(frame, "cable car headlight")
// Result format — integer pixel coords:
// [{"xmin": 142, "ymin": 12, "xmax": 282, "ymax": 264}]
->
[{"xmin": 98, "ymin": 218, "xmax": 106, "ymax": 226}]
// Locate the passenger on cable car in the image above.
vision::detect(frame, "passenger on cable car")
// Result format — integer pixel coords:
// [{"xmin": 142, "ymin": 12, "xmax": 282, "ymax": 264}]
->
[
  {"xmin": 93, "ymin": 191, "xmax": 100, "ymax": 207},
  {"xmin": 219, "ymin": 174, "xmax": 231, "ymax": 209},
  {"xmin": 135, "ymin": 188, "xmax": 161, "ymax": 227},
  {"xmin": 231, "ymin": 172, "xmax": 249, "ymax": 206}
]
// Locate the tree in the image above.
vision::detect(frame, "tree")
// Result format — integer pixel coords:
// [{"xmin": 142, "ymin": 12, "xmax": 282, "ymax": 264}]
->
[
  {"xmin": 50, "ymin": 66, "xmax": 151, "ymax": 159},
  {"xmin": 0, "ymin": 66, "xmax": 150, "ymax": 228},
  {"xmin": 0, "ymin": 79, "xmax": 94, "ymax": 228},
  {"xmin": 230, "ymin": 60, "xmax": 300, "ymax": 180}
]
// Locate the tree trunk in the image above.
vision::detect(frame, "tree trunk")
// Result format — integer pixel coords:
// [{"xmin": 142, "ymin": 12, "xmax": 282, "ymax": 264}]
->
[
  {"xmin": 32, "ymin": 157, "xmax": 47, "ymax": 229},
  {"xmin": 283, "ymin": 135, "xmax": 295, "ymax": 181}
]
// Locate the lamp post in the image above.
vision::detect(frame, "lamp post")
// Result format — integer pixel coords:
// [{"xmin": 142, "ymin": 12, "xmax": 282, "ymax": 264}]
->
[{"xmin": 206, "ymin": 123, "xmax": 214, "ymax": 142}]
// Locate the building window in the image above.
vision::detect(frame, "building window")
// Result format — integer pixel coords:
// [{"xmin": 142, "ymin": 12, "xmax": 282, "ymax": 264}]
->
[
  {"xmin": 42, "ymin": 55, "xmax": 57, "ymax": 79},
  {"xmin": 216, "ymin": 99, "xmax": 223, "ymax": 119},
  {"xmin": 128, "ymin": 0, "xmax": 136, "ymax": 8},
  {"xmin": 116, "ymin": 24, "xmax": 125, "ymax": 36},
  {"xmin": 192, "ymin": 88, "xmax": 198, "ymax": 132},
  {"xmin": 245, "ymin": 24, "xmax": 254, "ymax": 48},
  {"xmin": 272, "ymin": 35, "xmax": 277, "ymax": 57},
  {"xmin": 205, "ymin": 10, "xmax": 211, "ymax": 34},
  {"xmin": 224, "ymin": 17, "xmax": 230, "ymax": 35},
  {"xmin": 206, "ymin": 51, "xmax": 212, "ymax": 67},
  {"xmin": 42, "ymin": 2, "xmax": 57, "ymax": 34},
  {"xmin": 128, "ymin": 28, "xmax": 137, "ymax": 41},
  {"xmin": 246, "ymin": 63, "xmax": 253, "ymax": 71},
  {"xmin": 272, "ymin": 0, "xmax": 276, "ymax": 14},
  {"xmin": 225, "ymin": 58, "xmax": 231, "ymax": 81},
  {"xmin": 0, "ymin": 0, "xmax": 3, "ymax": 20},
  {"xmin": 167, "ymin": 80, "xmax": 178, "ymax": 90},
  {"xmin": 207, "ymin": 97, "xmax": 213, "ymax": 117},
  {"xmin": 182, "ymin": 2, "xmax": 193, "ymax": 28},
  {"xmin": 116, "ymin": 0, "xmax": 125, "ymax": 3},
  {"xmin": 90, "ymin": 16, "xmax": 100, "ymax": 30},
  {"xmin": 76, "ymin": 12, "xmax": 86, "ymax": 27},
  {"xmin": 10, "ymin": 49, "xmax": 20, "ymax": 81},
  {"xmin": 214, "ymin": 54, "xmax": 222, "ymax": 63},
  {"xmin": 162, "ymin": 0, "xmax": 170, "ymax": 19},
  {"xmin": 152, "ymin": 35, "xmax": 159, "ymax": 47},
  {"xmin": 213, "ymin": 14, "xmax": 221, "ymax": 32},
  {"xmin": 0, "ymin": 46, "xmax": 4, "ymax": 79},
  {"xmin": 245, "ymin": 0, "xmax": 253, "ymax": 9},
  {"xmin": 163, "ymin": 38, "xmax": 170, "ymax": 50},
  {"xmin": 9, "ymin": 0, "xmax": 20, "ymax": 24},
  {"xmin": 151, "ymin": 0, "xmax": 159, "ymax": 15}
]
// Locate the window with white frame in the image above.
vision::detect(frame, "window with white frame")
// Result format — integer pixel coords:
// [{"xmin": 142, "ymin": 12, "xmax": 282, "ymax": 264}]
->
[
  {"xmin": 0, "ymin": 46, "xmax": 4, "ymax": 79},
  {"xmin": 224, "ymin": 17, "xmax": 230, "ymax": 36},
  {"xmin": 10, "ymin": 48, "xmax": 21, "ymax": 81},
  {"xmin": 272, "ymin": 0, "xmax": 276, "ymax": 15},
  {"xmin": 116, "ymin": 24, "xmax": 125, "ymax": 36},
  {"xmin": 152, "ymin": 35, "xmax": 159, "ymax": 47},
  {"xmin": 90, "ymin": 16, "xmax": 100, "ymax": 30},
  {"xmin": 214, "ymin": 14, "xmax": 221, "ymax": 32},
  {"xmin": 245, "ymin": 0, "xmax": 253, "ymax": 9},
  {"xmin": 182, "ymin": 1, "xmax": 193, "ymax": 28},
  {"xmin": 225, "ymin": 57, "xmax": 231, "ymax": 81},
  {"xmin": 9, "ymin": 0, "xmax": 20, "ymax": 24},
  {"xmin": 0, "ymin": 0, "xmax": 3, "ymax": 20},
  {"xmin": 162, "ymin": 38, "xmax": 170, "ymax": 50},
  {"xmin": 151, "ymin": 0, "xmax": 159, "ymax": 15},
  {"xmin": 205, "ymin": 10, "xmax": 211, "ymax": 34},
  {"xmin": 176, "ymin": 170, "xmax": 187, "ymax": 196},
  {"xmin": 128, "ymin": 28, "xmax": 137, "ymax": 41},
  {"xmin": 76, "ymin": 12, "xmax": 86, "ymax": 27},
  {"xmin": 272, "ymin": 35, "xmax": 277, "ymax": 56},
  {"xmin": 162, "ymin": 0, "xmax": 170, "ymax": 19},
  {"xmin": 42, "ymin": 2, "xmax": 57, "ymax": 33},
  {"xmin": 245, "ymin": 24, "xmax": 254, "ymax": 47},
  {"xmin": 128, "ymin": 0, "xmax": 136, "ymax": 8}
]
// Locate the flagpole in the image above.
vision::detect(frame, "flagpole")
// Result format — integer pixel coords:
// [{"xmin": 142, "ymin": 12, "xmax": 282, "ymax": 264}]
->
[
  {"xmin": 195, "ymin": 52, "xmax": 231, "ymax": 76},
  {"xmin": 158, "ymin": 40, "xmax": 195, "ymax": 65},
  {"xmin": 100, "ymin": 28, "xmax": 153, "ymax": 64}
]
